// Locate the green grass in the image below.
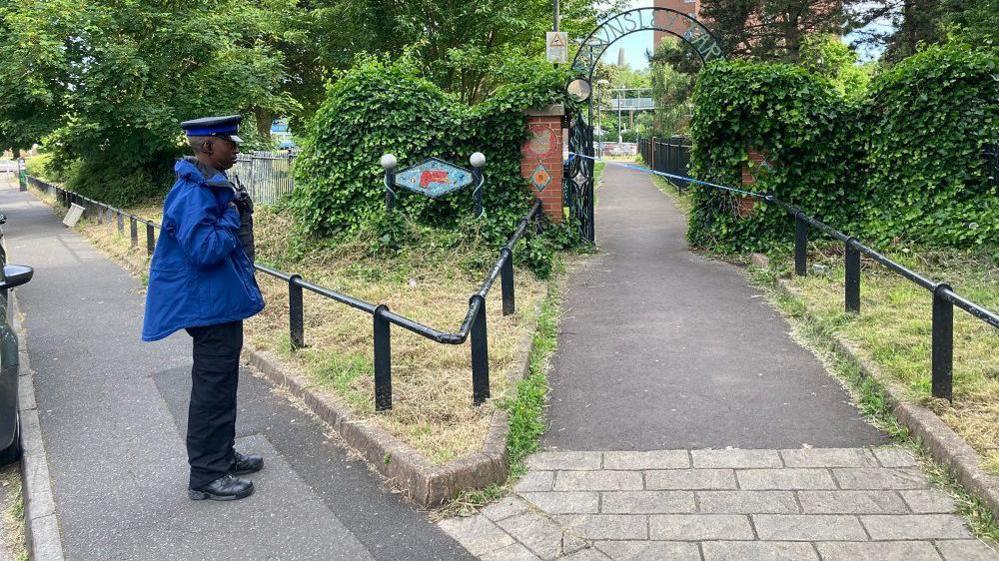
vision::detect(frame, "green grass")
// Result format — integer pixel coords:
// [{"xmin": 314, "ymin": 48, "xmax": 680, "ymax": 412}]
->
[
  {"xmin": 650, "ymin": 175, "xmax": 693, "ymax": 215},
  {"xmin": 505, "ymin": 278, "xmax": 562, "ymax": 475}
]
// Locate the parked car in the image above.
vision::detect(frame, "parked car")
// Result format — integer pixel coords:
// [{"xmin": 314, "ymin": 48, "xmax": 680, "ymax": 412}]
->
[{"xmin": 0, "ymin": 211, "xmax": 34, "ymax": 464}]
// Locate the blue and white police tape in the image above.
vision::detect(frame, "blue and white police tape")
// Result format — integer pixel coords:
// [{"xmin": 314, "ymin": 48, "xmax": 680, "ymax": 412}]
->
[{"xmin": 567, "ymin": 152, "xmax": 767, "ymax": 199}]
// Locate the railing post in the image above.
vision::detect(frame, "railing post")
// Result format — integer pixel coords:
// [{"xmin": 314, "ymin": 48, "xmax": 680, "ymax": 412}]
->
[
  {"xmin": 97, "ymin": 206, "xmax": 104, "ymax": 225},
  {"xmin": 500, "ymin": 248, "xmax": 515, "ymax": 316},
  {"xmin": 932, "ymin": 284, "xmax": 954, "ymax": 402},
  {"xmin": 288, "ymin": 274, "xmax": 304, "ymax": 349},
  {"xmin": 117, "ymin": 211, "xmax": 124, "ymax": 235},
  {"xmin": 129, "ymin": 217, "xmax": 138, "ymax": 248},
  {"xmin": 146, "ymin": 222, "xmax": 155, "ymax": 256},
  {"xmin": 794, "ymin": 212, "xmax": 808, "ymax": 276},
  {"xmin": 470, "ymin": 295, "xmax": 490, "ymax": 405},
  {"xmin": 844, "ymin": 238, "xmax": 860, "ymax": 314},
  {"xmin": 373, "ymin": 305, "xmax": 392, "ymax": 411}
]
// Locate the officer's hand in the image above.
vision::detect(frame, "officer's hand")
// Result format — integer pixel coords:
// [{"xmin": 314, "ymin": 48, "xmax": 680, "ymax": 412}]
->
[{"xmin": 234, "ymin": 191, "xmax": 254, "ymax": 215}]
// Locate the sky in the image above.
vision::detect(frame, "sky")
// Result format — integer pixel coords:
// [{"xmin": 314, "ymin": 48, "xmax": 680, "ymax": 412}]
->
[{"xmin": 594, "ymin": 0, "xmax": 893, "ymax": 69}]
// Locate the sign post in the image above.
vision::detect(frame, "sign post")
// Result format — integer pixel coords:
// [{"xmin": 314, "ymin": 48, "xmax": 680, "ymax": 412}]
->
[
  {"xmin": 17, "ymin": 158, "xmax": 26, "ymax": 192},
  {"xmin": 546, "ymin": 32, "xmax": 568, "ymax": 64}
]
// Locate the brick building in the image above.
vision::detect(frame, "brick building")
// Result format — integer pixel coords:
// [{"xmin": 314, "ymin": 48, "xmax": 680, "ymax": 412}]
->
[{"xmin": 653, "ymin": 0, "xmax": 701, "ymax": 48}]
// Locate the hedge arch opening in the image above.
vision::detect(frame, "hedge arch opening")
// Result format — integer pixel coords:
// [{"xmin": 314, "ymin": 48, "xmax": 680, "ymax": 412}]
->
[{"xmin": 564, "ymin": 7, "xmax": 724, "ymax": 242}]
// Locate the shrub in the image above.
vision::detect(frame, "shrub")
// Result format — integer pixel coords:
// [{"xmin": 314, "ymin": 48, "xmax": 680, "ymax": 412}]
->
[
  {"xmin": 687, "ymin": 60, "xmax": 867, "ymax": 253},
  {"xmin": 688, "ymin": 45, "xmax": 999, "ymax": 253},
  {"xmin": 865, "ymin": 44, "xmax": 999, "ymax": 248},
  {"xmin": 290, "ymin": 55, "xmax": 574, "ymax": 248}
]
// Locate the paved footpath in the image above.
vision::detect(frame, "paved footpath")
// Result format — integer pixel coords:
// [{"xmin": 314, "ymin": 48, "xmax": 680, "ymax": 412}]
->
[
  {"xmin": 439, "ymin": 165, "xmax": 998, "ymax": 560},
  {"xmin": 1, "ymin": 184, "xmax": 475, "ymax": 560}
]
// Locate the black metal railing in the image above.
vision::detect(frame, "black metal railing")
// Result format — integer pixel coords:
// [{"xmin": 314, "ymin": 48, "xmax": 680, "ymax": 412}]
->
[
  {"xmin": 27, "ymin": 176, "xmax": 541, "ymax": 411},
  {"xmin": 638, "ymin": 136, "xmax": 692, "ymax": 189},
  {"xmin": 762, "ymin": 195, "xmax": 996, "ymax": 403}
]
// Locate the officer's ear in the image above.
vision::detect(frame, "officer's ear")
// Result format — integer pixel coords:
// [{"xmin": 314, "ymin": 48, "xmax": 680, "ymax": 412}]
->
[{"xmin": 200, "ymin": 139, "xmax": 213, "ymax": 154}]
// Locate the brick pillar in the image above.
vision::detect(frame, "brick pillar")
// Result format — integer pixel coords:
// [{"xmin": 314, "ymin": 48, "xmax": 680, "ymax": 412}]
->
[
  {"xmin": 521, "ymin": 105, "xmax": 565, "ymax": 223},
  {"xmin": 737, "ymin": 148, "xmax": 768, "ymax": 218}
]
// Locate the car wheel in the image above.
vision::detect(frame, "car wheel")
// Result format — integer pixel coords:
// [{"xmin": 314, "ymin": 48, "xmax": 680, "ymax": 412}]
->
[{"xmin": 0, "ymin": 414, "xmax": 21, "ymax": 465}]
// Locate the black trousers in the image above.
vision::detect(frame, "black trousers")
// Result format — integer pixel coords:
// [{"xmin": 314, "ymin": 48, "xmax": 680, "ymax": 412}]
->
[{"xmin": 185, "ymin": 321, "xmax": 242, "ymax": 489}]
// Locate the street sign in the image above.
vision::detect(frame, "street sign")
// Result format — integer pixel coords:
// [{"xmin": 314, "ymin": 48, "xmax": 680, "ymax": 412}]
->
[
  {"xmin": 393, "ymin": 157, "xmax": 474, "ymax": 199},
  {"xmin": 546, "ymin": 32, "xmax": 568, "ymax": 63}
]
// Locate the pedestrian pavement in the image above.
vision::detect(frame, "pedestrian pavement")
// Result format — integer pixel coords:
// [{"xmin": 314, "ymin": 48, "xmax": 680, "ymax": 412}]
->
[
  {"xmin": 546, "ymin": 164, "xmax": 884, "ymax": 450},
  {"xmin": 1, "ymin": 184, "xmax": 475, "ymax": 560},
  {"xmin": 438, "ymin": 165, "xmax": 997, "ymax": 559},
  {"xmin": 440, "ymin": 447, "xmax": 998, "ymax": 560}
]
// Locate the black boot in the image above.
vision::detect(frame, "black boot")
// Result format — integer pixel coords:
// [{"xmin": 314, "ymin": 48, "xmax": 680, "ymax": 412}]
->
[
  {"xmin": 231, "ymin": 451, "xmax": 264, "ymax": 476},
  {"xmin": 188, "ymin": 474, "xmax": 254, "ymax": 501}
]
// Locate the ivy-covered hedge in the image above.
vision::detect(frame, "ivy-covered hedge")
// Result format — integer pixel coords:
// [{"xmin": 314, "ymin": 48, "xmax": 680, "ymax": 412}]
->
[
  {"xmin": 866, "ymin": 45, "xmax": 999, "ymax": 247},
  {"xmin": 290, "ymin": 56, "xmax": 574, "ymax": 247},
  {"xmin": 688, "ymin": 45, "xmax": 999, "ymax": 253},
  {"xmin": 687, "ymin": 60, "xmax": 867, "ymax": 253}
]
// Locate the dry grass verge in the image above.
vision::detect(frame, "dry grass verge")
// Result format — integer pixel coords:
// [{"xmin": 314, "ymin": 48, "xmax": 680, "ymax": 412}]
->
[
  {"xmin": 28, "ymin": 187, "xmax": 547, "ymax": 465},
  {"xmin": 1, "ymin": 462, "xmax": 25, "ymax": 561},
  {"xmin": 775, "ymin": 248, "xmax": 999, "ymax": 474}
]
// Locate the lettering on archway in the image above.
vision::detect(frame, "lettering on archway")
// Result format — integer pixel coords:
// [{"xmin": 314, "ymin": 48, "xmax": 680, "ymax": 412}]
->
[{"xmin": 571, "ymin": 7, "xmax": 723, "ymax": 80}]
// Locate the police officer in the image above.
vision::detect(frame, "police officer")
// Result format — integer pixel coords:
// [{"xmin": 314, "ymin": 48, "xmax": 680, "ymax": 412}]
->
[{"xmin": 142, "ymin": 115, "xmax": 265, "ymax": 501}]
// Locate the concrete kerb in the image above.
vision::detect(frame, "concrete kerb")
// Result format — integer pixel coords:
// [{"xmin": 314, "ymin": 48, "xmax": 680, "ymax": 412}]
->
[
  {"xmin": 770, "ymin": 276, "xmax": 999, "ymax": 519},
  {"xmin": 10, "ymin": 292, "xmax": 67, "ymax": 561},
  {"xmin": 243, "ymin": 349, "xmax": 510, "ymax": 508}
]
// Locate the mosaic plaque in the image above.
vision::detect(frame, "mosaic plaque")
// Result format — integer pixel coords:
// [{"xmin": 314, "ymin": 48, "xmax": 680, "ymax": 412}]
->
[{"xmin": 393, "ymin": 158, "xmax": 474, "ymax": 199}]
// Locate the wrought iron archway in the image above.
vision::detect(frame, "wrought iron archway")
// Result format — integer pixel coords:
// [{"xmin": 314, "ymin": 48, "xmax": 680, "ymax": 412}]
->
[{"xmin": 565, "ymin": 7, "xmax": 724, "ymax": 242}]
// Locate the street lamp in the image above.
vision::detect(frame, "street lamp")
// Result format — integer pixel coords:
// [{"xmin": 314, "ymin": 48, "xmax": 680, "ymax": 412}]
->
[{"xmin": 596, "ymin": 79, "xmax": 609, "ymax": 158}]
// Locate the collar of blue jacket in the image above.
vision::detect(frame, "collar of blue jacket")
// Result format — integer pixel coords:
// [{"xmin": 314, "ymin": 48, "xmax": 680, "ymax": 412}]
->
[{"xmin": 175, "ymin": 157, "xmax": 233, "ymax": 190}]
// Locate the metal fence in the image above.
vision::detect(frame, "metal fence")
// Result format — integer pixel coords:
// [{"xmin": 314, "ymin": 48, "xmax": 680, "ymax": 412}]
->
[
  {"xmin": 27, "ymin": 175, "xmax": 540, "ymax": 411},
  {"xmin": 231, "ymin": 151, "xmax": 295, "ymax": 205},
  {"xmin": 638, "ymin": 136, "xmax": 692, "ymax": 189}
]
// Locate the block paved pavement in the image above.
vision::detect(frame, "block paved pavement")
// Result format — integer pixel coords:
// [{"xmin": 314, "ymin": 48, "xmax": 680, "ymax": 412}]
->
[{"xmin": 439, "ymin": 447, "xmax": 999, "ymax": 560}]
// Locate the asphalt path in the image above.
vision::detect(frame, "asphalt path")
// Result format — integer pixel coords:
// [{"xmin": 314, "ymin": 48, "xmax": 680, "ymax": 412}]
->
[
  {"xmin": 545, "ymin": 163, "xmax": 885, "ymax": 451},
  {"xmin": 0, "ymin": 184, "xmax": 474, "ymax": 560}
]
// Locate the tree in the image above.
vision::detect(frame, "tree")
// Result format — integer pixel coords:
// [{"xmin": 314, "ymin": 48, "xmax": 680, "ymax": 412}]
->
[
  {"xmin": 648, "ymin": 39, "xmax": 698, "ymax": 136},
  {"xmin": 0, "ymin": 0, "xmax": 299, "ymax": 203},
  {"xmin": 942, "ymin": 0, "xmax": 998, "ymax": 49},
  {"xmin": 700, "ymin": 0, "xmax": 847, "ymax": 61},
  {"xmin": 846, "ymin": 0, "xmax": 944, "ymax": 63},
  {"xmin": 356, "ymin": 0, "xmax": 604, "ymax": 103},
  {"xmin": 799, "ymin": 34, "xmax": 871, "ymax": 98}
]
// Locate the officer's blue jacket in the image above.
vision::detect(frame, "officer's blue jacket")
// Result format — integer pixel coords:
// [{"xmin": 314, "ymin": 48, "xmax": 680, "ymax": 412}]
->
[{"xmin": 141, "ymin": 159, "xmax": 264, "ymax": 342}]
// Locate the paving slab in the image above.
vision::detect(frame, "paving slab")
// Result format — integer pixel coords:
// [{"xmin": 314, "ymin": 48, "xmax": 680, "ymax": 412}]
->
[
  {"xmin": 860, "ymin": 514, "xmax": 973, "ymax": 540},
  {"xmin": 752, "ymin": 514, "xmax": 868, "ymax": 541},
  {"xmin": 648, "ymin": 514, "xmax": 754, "ymax": 540},
  {"xmin": 594, "ymin": 540, "xmax": 701, "ymax": 561},
  {"xmin": 934, "ymin": 540, "xmax": 999, "ymax": 561},
  {"xmin": 600, "ymin": 491, "xmax": 696, "ymax": 514},
  {"xmin": 797, "ymin": 490, "xmax": 909, "ymax": 514},
  {"xmin": 816, "ymin": 541, "xmax": 943, "ymax": 561},
  {"xmin": 701, "ymin": 541, "xmax": 818, "ymax": 561}
]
